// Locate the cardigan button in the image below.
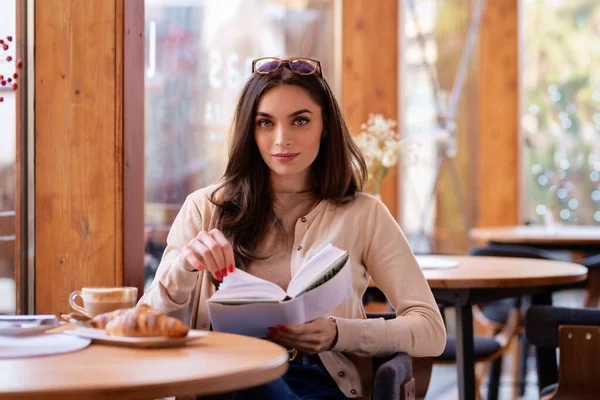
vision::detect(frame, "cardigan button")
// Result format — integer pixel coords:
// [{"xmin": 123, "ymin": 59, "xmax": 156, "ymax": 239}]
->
[
  {"xmin": 301, "ymin": 217, "xmax": 307, "ymax": 223},
  {"xmin": 351, "ymin": 389, "xmax": 357, "ymax": 395},
  {"xmin": 297, "ymin": 246, "xmax": 302, "ymax": 251},
  {"xmin": 338, "ymin": 371, "xmax": 345, "ymax": 377}
]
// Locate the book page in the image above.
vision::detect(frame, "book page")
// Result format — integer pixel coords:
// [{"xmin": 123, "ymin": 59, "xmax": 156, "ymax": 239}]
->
[
  {"xmin": 286, "ymin": 244, "xmax": 349, "ymax": 298},
  {"xmin": 208, "ymin": 257, "xmax": 354, "ymax": 337},
  {"xmin": 209, "ymin": 268, "xmax": 287, "ymax": 303}
]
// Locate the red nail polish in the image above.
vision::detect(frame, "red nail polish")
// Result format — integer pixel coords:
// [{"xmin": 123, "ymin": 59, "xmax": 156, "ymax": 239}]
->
[
  {"xmin": 195, "ymin": 264, "xmax": 204, "ymax": 271},
  {"xmin": 228, "ymin": 264, "xmax": 234, "ymax": 273},
  {"xmin": 279, "ymin": 326, "xmax": 289, "ymax": 332},
  {"xmin": 215, "ymin": 272, "xmax": 222, "ymax": 281},
  {"xmin": 268, "ymin": 327, "xmax": 277, "ymax": 334},
  {"xmin": 221, "ymin": 268, "xmax": 227, "ymax": 277}
]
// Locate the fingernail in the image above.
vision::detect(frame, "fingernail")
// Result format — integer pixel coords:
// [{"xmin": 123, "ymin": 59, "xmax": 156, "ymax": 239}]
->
[
  {"xmin": 195, "ymin": 264, "xmax": 204, "ymax": 271},
  {"xmin": 228, "ymin": 264, "xmax": 234, "ymax": 273},
  {"xmin": 221, "ymin": 268, "xmax": 227, "ymax": 277},
  {"xmin": 279, "ymin": 326, "xmax": 289, "ymax": 332},
  {"xmin": 215, "ymin": 272, "xmax": 222, "ymax": 281},
  {"xmin": 268, "ymin": 327, "xmax": 278, "ymax": 334}
]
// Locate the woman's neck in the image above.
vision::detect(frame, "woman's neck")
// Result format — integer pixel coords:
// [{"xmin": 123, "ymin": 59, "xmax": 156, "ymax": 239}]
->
[{"xmin": 270, "ymin": 171, "xmax": 312, "ymax": 194}]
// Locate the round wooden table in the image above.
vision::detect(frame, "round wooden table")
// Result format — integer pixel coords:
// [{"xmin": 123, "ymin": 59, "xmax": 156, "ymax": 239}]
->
[
  {"xmin": 419, "ymin": 255, "xmax": 588, "ymax": 289},
  {"xmin": 469, "ymin": 225, "xmax": 600, "ymax": 247},
  {"xmin": 0, "ymin": 329, "xmax": 288, "ymax": 399},
  {"xmin": 370, "ymin": 255, "xmax": 588, "ymax": 400}
]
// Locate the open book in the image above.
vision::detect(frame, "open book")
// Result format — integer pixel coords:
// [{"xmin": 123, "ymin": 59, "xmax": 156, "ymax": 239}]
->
[{"xmin": 207, "ymin": 244, "xmax": 352, "ymax": 337}]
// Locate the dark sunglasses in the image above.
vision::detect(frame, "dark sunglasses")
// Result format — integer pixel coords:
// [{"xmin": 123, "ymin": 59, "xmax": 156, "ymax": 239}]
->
[{"xmin": 251, "ymin": 57, "xmax": 323, "ymax": 76}]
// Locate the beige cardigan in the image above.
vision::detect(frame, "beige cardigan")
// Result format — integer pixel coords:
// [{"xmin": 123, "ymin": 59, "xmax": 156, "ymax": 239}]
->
[{"xmin": 139, "ymin": 185, "xmax": 446, "ymax": 399}]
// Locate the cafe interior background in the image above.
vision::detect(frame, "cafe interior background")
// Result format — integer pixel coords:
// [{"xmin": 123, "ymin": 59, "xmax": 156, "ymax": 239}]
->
[{"xmin": 1, "ymin": 0, "xmax": 599, "ymax": 399}]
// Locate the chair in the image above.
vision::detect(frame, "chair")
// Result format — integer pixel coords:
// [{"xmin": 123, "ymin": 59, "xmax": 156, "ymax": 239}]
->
[
  {"xmin": 367, "ymin": 312, "xmax": 433, "ymax": 400},
  {"xmin": 525, "ymin": 305, "xmax": 600, "ymax": 399},
  {"xmin": 581, "ymin": 253, "xmax": 600, "ymax": 307},
  {"xmin": 436, "ymin": 305, "xmax": 520, "ymax": 400},
  {"xmin": 468, "ymin": 244, "xmax": 560, "ymax": 399},
  {"xmin": 191, "ymin": 313, "xmax": 419, "ymax": 400}
]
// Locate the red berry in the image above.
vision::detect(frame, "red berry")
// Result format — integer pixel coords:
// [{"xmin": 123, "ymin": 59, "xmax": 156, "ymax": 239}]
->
[
  {"xmin": 0, "ymin": 97, "xmax": 3, "ymax": 102},
  {"xmin": 0, "ymin": 81, "xmax": 5, "ymax": 86},
  {"xmin": 7, "ymin": 36, "xmax": 12, "ymax": 42},
  {"xmin": 0, "ymin": 39, "xmax": 4, "ymax": 44},
  {"xmin": 6, "ymin": 56, "xmax": 12, "ymax": 62},
  {"xmin": 16, "ymin": 59, "xmax": 22, "ymax": 68},
  {"xmin": 7, "ymin": 78, "xmax": 12, "ymax": 83},
  {"xmin": 13, "ymin": 73, "xmax": 18, "ymax": 79},
  {"xmin": 0, "ymin": 75, "xmax": 3, "ymax": 80},
  {"xmin": 12, "ymin": 83, "xmax": 17, "ymax": 91},
  {"xmin": 2, "ymin": 44, "xmax": 7, "ymax": 51}
]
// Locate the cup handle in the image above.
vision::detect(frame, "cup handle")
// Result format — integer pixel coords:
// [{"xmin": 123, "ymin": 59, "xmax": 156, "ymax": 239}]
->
[{"xmin": 69, "ymin": 291, "xmax": 90, "ymax": 318}]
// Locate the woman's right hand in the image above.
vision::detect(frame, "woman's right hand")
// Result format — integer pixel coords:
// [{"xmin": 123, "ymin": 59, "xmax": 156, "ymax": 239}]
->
[{"xmin": 181, "ymin": 229, "xmax": 235, "ymax": 281}]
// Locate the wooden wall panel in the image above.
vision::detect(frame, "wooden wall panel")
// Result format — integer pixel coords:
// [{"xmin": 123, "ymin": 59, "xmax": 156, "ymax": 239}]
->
[
  {"xmin": 15, "ymin": 0, "xmax": 23, "ymax": 314},
  {"xmin": 342, "ymin": 0, "xmax": 399, "ymax": 219},
  {"xmin": 35, "ymin": 0, "xmax": 119, "ymax": 315},
  {"xmin": 122, "ymin": 0, "xmax": 145, "ymax": 295},
  {"xmin": 477, "ymin": 0, "xmax": 519, "ymax": 227}
]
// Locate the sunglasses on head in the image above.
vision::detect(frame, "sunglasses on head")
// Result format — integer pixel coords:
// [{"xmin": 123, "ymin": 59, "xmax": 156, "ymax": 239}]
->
[{"xmin": 251, "ymin": 57, "xmax": 323, "ymax": 76}]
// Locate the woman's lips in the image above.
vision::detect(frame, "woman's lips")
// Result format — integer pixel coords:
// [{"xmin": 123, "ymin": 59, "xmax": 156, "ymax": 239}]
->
[{"xmin": 273, "ymin": 153, "xmax": 299, "ymax": 162}]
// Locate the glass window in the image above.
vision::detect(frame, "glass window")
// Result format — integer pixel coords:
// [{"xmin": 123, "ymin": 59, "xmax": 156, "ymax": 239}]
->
[
  {"xmin": 0, "ymin": 1, "xmax": 17, "ymax": 314},
  {"xmin": 522, "ymin": 0, "xmax": 600, "ymax": 226},
  {"xmin": 400, "ymin": 0, "xmax": 479, "ymax": 254},
  {"xmin": 143, "ymin": 0, "xmax": 339, "ymax": 289}
]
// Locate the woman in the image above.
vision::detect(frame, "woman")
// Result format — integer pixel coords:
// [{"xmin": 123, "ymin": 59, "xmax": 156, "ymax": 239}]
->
[{"xmin": 140, "ymin": 57, "xmax": 446, "ymax": 399}]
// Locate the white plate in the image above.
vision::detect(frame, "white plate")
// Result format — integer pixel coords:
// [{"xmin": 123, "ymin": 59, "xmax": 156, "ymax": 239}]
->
[
  {"xmin": 0, "ymin": 324, "xmax": 57, "ymax": 337},
  {"xmin": 0, "ymin": 334, "xmax": 91, "ymax": 359},
  {"xmin": 63, "ymin": 327, "xmax": 209, "ymax": 348},
  {"xmin": 416, "ymin": 256, "xmax": 459, "ymax": 269}
]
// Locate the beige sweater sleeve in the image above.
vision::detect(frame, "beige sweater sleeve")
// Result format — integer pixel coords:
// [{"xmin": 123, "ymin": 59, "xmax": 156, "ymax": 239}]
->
[
  {"xmin": 331, "ymin": 200, "xmax": 447, "ymax": 358},
  {"xmin": 139, "ymin": 195, "xmax": 203, "ymax": 314}
]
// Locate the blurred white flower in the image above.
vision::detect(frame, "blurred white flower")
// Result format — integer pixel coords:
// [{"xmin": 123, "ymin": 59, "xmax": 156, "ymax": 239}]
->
[{"xmin": 355, "ymin": 113, "xmax": 413, "ymax": 195}]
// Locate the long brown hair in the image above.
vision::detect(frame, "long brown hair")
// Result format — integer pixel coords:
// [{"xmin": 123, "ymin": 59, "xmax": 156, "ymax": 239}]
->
[{"xmin": 210, "ymin": 67, "xmax": 367, "ymax": 271}]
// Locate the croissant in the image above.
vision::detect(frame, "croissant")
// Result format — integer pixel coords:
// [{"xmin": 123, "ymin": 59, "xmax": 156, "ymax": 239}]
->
[
  {"xmin": 105, "ymin": 305, "xmax": 189, "ymax": 338},
  {"xmin": 88, "ymin": 308, "xmax": 130, "ymax": 329}
]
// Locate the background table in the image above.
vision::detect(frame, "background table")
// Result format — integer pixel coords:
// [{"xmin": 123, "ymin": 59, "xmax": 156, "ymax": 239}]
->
[
  {"xmin": 371, "ymin": 255, "xmax": 588, "ymax": 400},
  {"xmin": 470, "ymin": 225, "xmax": 600, "ymax": 307},
  {"xmin": 0, "ymin": 328, "xmax": 288, "ymax": 400},
  {"xmin": 470, "ymin": 225, "xmax": 600, "ymax": 251}
]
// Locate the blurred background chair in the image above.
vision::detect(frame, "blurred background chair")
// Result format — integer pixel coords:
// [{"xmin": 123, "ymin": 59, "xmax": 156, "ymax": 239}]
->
[
  {"xmin": 468, "ymin": 244, "xmax": 561, "ymax": 399},
  {"xmin": 525, "ymin": 306, "xmax": 600, "ymax": 400}
]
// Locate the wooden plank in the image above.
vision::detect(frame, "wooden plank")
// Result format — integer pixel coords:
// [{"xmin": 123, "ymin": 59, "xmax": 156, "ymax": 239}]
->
[
  {"xmin": 342, "ymin": 0, "xmax": 399, "ymax": 219},
  {"xmin": 14, "ymin": 0, "xmax": 22, "ymax": 314},
  {"xmin": 476, "ymin": 0, "xmax": 519, "ymax": 228},
  {"xmin": 122, "ymin": 0, "xmax": 145, "ymax": 295},
  {"xmin": 35, "ymin": 0, "xmax": 118, "ymax": 315}
]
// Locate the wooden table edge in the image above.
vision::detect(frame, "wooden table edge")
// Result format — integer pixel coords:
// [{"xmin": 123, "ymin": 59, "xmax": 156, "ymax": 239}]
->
[
  {"xmin": 425, "ymin": 271, "xmax": 588, "ymax": 289},
  {"xmin": 3, "ymin": 354, "xmax": 289, "ymax": 400},
  {"xmin": 2, "ymin": 328, "xmax": 290, "ymax": 400}
]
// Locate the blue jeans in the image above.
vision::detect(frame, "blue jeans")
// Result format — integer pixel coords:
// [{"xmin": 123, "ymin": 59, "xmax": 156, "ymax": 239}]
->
[{"xmin": 197, "ymin": 356, "xmax": 349, "ymax": 399}]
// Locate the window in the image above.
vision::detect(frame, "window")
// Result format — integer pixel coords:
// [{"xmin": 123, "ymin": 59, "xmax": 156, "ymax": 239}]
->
[
  {"xmin": 400, "ymin": 0, "xmax": 479, "ymax": 254},
  {"xmin": 143, "ymin": 0, "xmax": 340, "ymax": 289},
  {"xmin": 522, "ymin": 0, "xmax": 600, "ymax": 226},
  {"xmin": 0, "ymin": 1, "xmax": 17, "ymax": 314}
]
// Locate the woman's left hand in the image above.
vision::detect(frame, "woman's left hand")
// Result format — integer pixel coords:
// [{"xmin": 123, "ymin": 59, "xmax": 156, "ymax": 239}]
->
[{"xmin": 267, "ymin": 317, "xmax": 338, "ymax": 354}]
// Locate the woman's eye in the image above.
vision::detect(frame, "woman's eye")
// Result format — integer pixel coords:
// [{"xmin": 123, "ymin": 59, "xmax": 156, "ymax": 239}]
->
[
  {"xmin": 257, "ymin": 120, "xmax": 273, "ymax": 128},
  {"xmin": 294, "ymin": 117, "xmax": 309, "ymax": 126}
]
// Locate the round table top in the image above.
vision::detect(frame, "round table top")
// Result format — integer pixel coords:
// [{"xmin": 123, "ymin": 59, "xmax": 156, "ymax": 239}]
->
[
  {"xmin": 469, "ymin": 225, "xmax": 600, "ymax": 246},
  {"xmin": 0, "ymin": 328, "xmax": 288, "ymax": 400},
  {"xmin": 370, "ymin": 255, "xmax": 588, "ymax": 289}
]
